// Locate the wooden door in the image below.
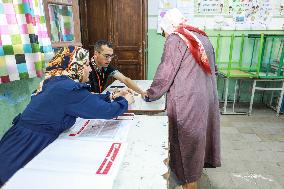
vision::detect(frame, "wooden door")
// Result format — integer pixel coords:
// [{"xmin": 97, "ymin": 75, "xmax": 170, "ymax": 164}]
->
[
  {"xmin": 112, "ymin": 0, "xmax": 147, "ymax": 79},
  {"xmin": 79, "ymin": 0, "xmax": 111, "ymax": 56},
  {"xmin": 79, "ymin": 0, "xmax": 147, "ymax": 79}
]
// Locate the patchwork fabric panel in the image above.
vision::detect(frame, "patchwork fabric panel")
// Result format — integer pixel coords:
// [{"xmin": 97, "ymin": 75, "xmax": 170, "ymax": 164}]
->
[
  {"xmin": 0, "ymin": 0, "xmax": 54, "ymax": 84},
  {"xmin": 48, "ymin": 3, "xmax": 74, "ymax": 42}
]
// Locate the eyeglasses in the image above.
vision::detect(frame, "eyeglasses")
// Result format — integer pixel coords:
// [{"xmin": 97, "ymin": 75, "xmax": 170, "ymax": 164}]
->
[{"xmin": 98, "ymin": 52, "xmax": 116, "ymax": 60}]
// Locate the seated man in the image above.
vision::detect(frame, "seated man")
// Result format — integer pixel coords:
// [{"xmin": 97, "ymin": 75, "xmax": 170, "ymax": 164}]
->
[{"xmin": 88, "ymin": 40, "xmax": 145, "ymax": 95}]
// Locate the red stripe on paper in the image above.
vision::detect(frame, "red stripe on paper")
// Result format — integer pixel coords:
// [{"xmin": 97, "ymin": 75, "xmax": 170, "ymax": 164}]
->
[
  {"xmin": 96, "ymin": 143, "xmax": 121, "ymax": 175},
  {"xmin": 68, "ymin": 120, "xmax": 90, "ymax": 136}
]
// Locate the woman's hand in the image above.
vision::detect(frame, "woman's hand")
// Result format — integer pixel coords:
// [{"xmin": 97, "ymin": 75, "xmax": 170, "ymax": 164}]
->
[
  {"xmin": 111, "ymin": 88, "xmax": 134, "ymax": 104},
  {"xmin": 112, "ymin": 88, "xmax": 133, "ymax": 98},
  {"xmin": 141, "ymin": 91, "xmax": 148, "ymax": 99}
]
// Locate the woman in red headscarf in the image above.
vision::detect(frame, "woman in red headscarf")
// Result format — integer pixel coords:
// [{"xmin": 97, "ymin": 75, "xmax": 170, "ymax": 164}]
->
[
  {"xmin": 0, "ymin": 46, "xmax": 134, "ymax": 187},
  {"xmin": 144, "ymin": 8, "xmax": 221, "ymax": 189}
]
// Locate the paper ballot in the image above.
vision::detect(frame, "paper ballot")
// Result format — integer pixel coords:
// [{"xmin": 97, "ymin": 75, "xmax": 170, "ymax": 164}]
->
[
  {"xmin": 59, "ymin": 117, "xmax": 134, "ymax": 142},
  {"xmin": 105, "ymin": 80, "xmax": 166, "ymax": 112},
  {"xmin": 128, "ymin": 94, "xmax": 165, "ymax": 111}
]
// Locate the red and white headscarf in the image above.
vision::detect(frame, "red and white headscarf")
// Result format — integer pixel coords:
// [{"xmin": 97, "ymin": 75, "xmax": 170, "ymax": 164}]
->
[{"xmin": 160, "ymin": 8, "xmax": 211, "ymax": 75}]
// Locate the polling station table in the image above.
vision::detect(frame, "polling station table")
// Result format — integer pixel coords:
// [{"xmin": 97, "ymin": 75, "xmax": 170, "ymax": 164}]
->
[
  {"xmin": 104, "ymin": 80, "xmax": 166, "ymax": 113},
  {"xmin": 3, "ymin": 115, "xmax": 168, "ymax": 189}
]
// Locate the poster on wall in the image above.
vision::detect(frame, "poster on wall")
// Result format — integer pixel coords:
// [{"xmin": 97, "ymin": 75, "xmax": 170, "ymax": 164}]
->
[
  {"xmin": 194, "ymin": 0, "xmax": 284, "ymax": 17},
  {"xmin": 269, "ymin": 0, "xmax": 284, "ymax": 17},
  {"xmin": 177, "ymin": 0, "xmax": 194, "ymax": 14},
  {"xmin": 177, "ymin": 0, "xmax": 192, "ymax": 8},
  {"xmin": 156, "ymin": 0, "xmax": 284, "ymax": 31},
  {"xmin": 228, "ymin": 0, "xmax": 273, "ymax": 30},
  {"xmin": 193, "ymin": 0, "xmax": 284, "ymax": 29},
  {"xmin": 159, "ymin": 0, "xmax": 177, "ymax": 8},
  {"xmin": 194, "ymin": 0, "xmax": 228, "ymax": 15}
]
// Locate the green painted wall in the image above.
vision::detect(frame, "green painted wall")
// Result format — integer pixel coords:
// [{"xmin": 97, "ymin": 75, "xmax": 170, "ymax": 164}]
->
[
  {"xmin": 147, "ymin": 29, "xmax": 165, "ymax": 80},
  {"xmin": 0, "ymin": 78, "xmax": 43, "ymax": 137}
]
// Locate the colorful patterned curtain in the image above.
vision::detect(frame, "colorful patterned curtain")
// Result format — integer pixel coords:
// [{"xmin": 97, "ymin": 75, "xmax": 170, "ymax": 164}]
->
[{"xmin": 0, "ymin": 0, "xmax": 54, "ymax": 84}]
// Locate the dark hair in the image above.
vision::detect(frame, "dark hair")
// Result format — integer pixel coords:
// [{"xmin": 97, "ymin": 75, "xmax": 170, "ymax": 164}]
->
[{"xmin": 94, "ymin": 40, "xmax": 113, "ymax": 52}]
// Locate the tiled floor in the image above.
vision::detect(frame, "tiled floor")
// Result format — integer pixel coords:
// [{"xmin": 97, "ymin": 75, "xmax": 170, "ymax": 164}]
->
[{"xmin": 171, "ymin": 106, "xmax": 284, "ymax": 189}]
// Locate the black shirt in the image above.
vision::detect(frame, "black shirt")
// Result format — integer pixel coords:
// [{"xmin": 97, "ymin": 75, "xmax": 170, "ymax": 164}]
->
[{"xmin": 88, "ymin": 65, "xmax": 117, "ymax": 93}]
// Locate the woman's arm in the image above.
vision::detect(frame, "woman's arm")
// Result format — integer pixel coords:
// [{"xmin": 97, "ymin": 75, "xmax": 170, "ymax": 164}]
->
[
  {"xmin": 147, "ymin": 35, "xmax": 185, "ymax": 100},
  {"xmin": 65, "ymin": 90, "xmax": 128, "ymax": 119}
]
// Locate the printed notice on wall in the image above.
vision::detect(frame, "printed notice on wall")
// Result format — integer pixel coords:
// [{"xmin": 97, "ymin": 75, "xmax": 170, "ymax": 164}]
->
[
  {"xmin": 159, "ymin": 0, "xmax": 177, "ymax": 8},
  {"xmin": 195, "ymin": 0, "xmax": 227, "ymax": 15},
  {"xmin": 155, "ymin": 0, "xmax": 284, "ymax": 31}
]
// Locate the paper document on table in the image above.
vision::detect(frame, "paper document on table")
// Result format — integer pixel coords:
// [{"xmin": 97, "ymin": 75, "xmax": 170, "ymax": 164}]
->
[
  {"xmin": 128, "ymin": 95, "xmax": 165, "ymax": 111},
  {"xmin": 59, "ymin": 117, "xmax": 134, "ymax": 142},
  {"xmin": 24, "ymin": 139, "xmax": 127, "ymax": 178},
  {"xmin": 104, "ymin": 80, "xmax": 166, "ymax": 111}
]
